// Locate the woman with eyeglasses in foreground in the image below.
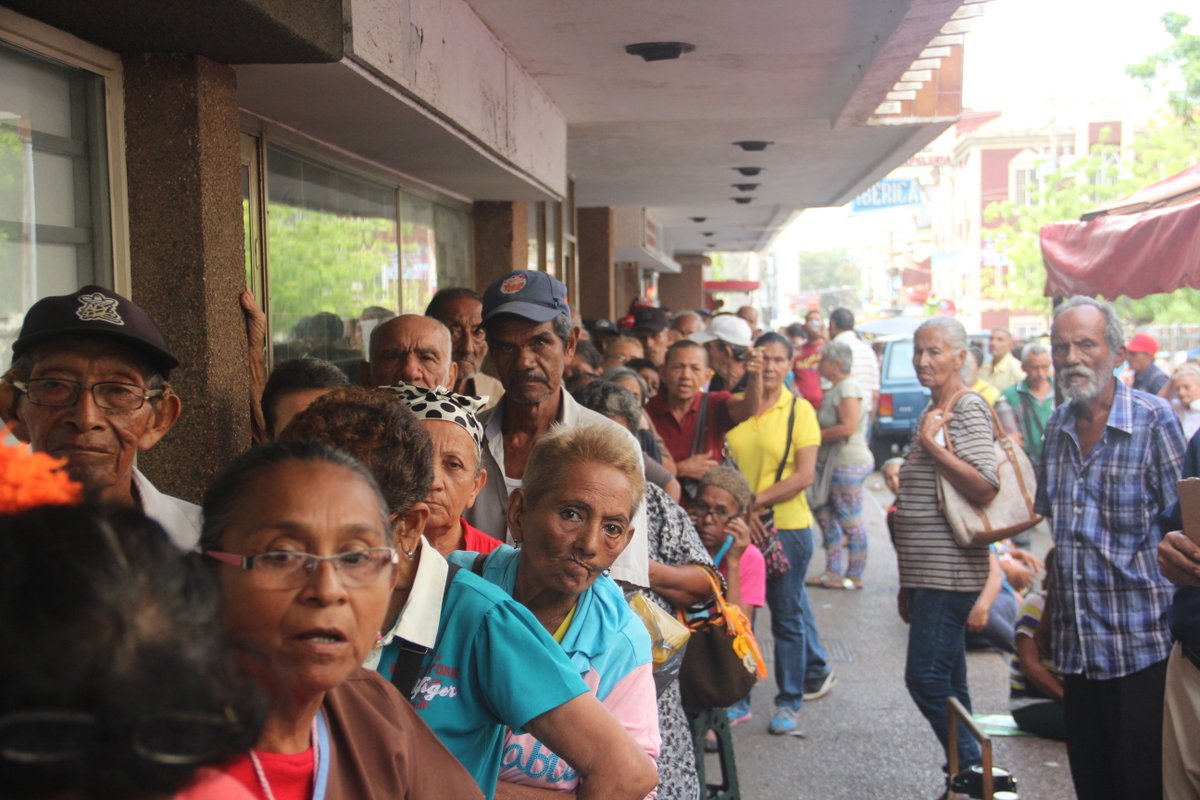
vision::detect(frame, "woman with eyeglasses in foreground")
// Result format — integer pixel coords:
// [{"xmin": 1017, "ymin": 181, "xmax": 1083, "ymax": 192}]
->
[
  {"xmin": 200, "ymin": 440, "xmax": 482, "ymax": 800},
  {"xmin": 0, "ymin": 498, "xmax": 264, "ymax": 800}
]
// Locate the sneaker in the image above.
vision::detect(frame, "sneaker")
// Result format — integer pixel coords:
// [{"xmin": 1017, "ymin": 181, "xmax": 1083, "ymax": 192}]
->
[
  {"xmin": 803, "ymin": 670, "xmax": 838, "ymax": 701},
  {"xmin": 727, "ymin": 707, "xmax": 753, "ymax": 727},
  {"xmin": 768, "ymin": 706, "xmax": 805, "ymax": 737}
]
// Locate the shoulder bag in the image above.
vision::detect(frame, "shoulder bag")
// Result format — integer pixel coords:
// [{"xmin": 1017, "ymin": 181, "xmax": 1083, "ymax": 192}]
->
[
  {"xmin": 753, "ymin": 397, "xmax": 797, "ymax": 578},
  {"xmin": 935, "ymin": 390, "xmax": 1048, "ymax": 548},
  {"xmin": 677, "ymin": 567, "xmax": 767, "ymax": 710}
]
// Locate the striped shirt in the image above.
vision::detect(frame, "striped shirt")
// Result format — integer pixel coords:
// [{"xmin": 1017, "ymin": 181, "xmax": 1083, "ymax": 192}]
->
[
  {"xmin": 894, "ymin": 392, "xmax": 997, "ymax": 591},
  {"xmin": 1034, "ymin": 381, "xmax": 1185, "ymax": 679}
]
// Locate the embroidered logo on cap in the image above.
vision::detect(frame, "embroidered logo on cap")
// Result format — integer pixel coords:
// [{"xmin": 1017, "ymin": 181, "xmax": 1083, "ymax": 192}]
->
[
  {"xmin": 500, "ymin": 273, "xmax": 528, "ymax": 295},
  {"xmin": 75, "ymin": 293, "xmax": 124, "ymax": 326}
]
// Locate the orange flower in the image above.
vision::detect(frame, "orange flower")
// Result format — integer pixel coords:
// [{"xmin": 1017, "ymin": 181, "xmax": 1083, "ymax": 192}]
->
[{"xmin": 0, "ymin": 429, "xmax": 83, "ymax": 514}]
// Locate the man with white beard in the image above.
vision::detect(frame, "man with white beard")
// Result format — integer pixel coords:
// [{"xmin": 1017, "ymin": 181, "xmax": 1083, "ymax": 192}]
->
[{"xmin": 1034, "ymin": 296, "xmax": 1185, "ymax": 800}]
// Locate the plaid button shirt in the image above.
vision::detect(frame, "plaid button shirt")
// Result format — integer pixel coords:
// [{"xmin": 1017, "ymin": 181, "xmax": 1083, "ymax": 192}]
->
[{"xmin": 1035, "ymin": 381, "xmax": 1186, "ymax": 679}]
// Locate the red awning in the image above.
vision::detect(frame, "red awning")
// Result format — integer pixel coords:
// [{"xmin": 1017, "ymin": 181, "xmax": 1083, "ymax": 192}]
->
[
  {"xmin": 1040, "ymin": 165, "xmax": 1200, "ymax": 299},
  {"xmin": 703, "ymin": 280, "xmax": 760, "ymax": 292}
]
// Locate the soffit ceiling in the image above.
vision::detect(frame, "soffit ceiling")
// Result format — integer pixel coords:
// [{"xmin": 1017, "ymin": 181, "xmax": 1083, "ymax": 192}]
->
[{"xmin": 465, "ymin": 0, "xmax": 965, "ymax": 254}]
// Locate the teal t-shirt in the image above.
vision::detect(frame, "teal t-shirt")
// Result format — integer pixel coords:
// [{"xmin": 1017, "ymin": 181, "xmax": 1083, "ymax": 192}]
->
[{"xmin": 374, "ymin": 566, "xmax": 587, "ymax": 799}]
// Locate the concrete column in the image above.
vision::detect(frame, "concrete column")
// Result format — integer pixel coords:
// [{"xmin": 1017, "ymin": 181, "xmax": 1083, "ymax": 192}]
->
[
  {"xmin": 660, "ymin": 254, "xmax": 708, "ymax": 312},
  {"xmin": 577, "ymin": 207, "xmax": 615, "ymax": 319},
  {"xmin": 472, "ymin": 200, "xmax": 530, "ymax": 290},
  {"xmin": 123, "ymin": 53, "xmax": 248, "ymax": 503}
]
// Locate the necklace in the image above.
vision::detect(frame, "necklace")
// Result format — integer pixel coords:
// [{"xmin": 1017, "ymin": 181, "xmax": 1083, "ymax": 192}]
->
[{"xmin": 249, "ymin": 716, "xmax": 320, "ymax": 800}]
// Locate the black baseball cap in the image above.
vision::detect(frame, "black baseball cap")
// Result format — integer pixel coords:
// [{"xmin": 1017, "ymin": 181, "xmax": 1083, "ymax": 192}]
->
[
  {"xmin": 13, "ymin": 285, "xmax": 178, "ymax": 376},
  {"xmin": 631, "ymin": 306, "xmax": 669, "ymax": 333}
]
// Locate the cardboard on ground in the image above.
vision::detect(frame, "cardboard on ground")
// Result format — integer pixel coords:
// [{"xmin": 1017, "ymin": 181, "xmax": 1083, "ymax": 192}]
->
[{"xmin": 1179, "ymin": 478, "xmax": 1200, "ymax": 545}]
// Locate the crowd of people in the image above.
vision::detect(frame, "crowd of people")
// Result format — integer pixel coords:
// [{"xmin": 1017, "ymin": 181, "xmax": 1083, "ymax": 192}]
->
[{"xmin": 3, "ymin": 274, "xmax": 1200, "ymax": 800}]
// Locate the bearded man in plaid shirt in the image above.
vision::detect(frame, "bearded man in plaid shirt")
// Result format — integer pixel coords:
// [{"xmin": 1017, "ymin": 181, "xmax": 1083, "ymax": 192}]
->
[{"xmin": 1036, "ymin": 296, "xmax": 1186, "ymax": 800}]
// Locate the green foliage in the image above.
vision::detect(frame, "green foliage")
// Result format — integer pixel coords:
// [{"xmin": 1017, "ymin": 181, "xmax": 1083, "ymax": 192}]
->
[
  {"xmin": 1127, "ymin": 12, "xmax": 1200, "ymax": 123},
  {"xmin": 796, "ymin": 248, "xmax": 861, "ymax": 310}
]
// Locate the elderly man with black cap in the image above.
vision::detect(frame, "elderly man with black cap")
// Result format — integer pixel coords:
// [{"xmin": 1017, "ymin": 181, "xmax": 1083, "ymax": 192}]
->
[
  {"xmin": 464, "ymin": 270, "xmax": 650, "ymax": 588},
  {"xmin": 631, "ymin": 306, "xmax": 671, "ymax": 368},
  {"xmin": 1, "ymin": 286, "xmax": 199, "ymax": 548}
]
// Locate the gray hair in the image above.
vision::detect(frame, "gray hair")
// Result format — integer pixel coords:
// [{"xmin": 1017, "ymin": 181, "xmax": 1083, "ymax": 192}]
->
[
  {"xmin": 914, "ymin": 316, "xmax": 968, "ymax": 354},
  {"xmin": 821, "ymin": 340, "xmax": 854, "ymax": 374},
  {"xmin": 1052, "ymin": 296, "xmax": 1124, "ymax": 353},
  {"xmin": 1020, "ymin": 342, "xmax": 1050, "ymax": 363},
  {"xmin": 602, "ymin": 366, "xmax": 648, "ymax": 399},
  {"xmin": 572, "ymin": 380, "xmax": 642, "ymax": 432},
  {"xmin": 552, "ymin": 312, "xmax": 576, "ymax": 348}
]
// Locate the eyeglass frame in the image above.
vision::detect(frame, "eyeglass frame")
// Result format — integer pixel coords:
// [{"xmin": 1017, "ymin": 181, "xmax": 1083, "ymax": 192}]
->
[
  {"xmin": 0, "ymin": 708, "xmax": 244, "ymax": 766},
  {"xmin": 10, "ymin": 378, "xmax": 167, "ymax": 412},
  {"xmin": 205, "ymin": 548, "xmax": 400, "ymax": 588},
  {"xmin": 686, "ymin": 502, "xmax": 740, "ymax": 526}
]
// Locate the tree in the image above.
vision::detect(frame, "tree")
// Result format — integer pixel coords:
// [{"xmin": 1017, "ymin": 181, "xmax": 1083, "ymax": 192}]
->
[
  {"xmin": 1127, "ymin": 12, "xmax": 1200, "ymax": 124},
  {"xmin": 796, "ymin": 248, "xmax": 862, "ymax": 311},
  {"xmin": 984, "ymin": 12, "xmax": 1200, "ymax": 323}
]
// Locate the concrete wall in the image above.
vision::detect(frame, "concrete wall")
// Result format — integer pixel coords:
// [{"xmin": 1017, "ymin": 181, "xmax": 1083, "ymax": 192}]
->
[
  {"xmin": 660, "ymin": 256, "xmax": 706, "ymax": 313},
  {"xmin": 347, "ymin": 0, "xmax": 567, "ymax": 197},
  {"xmin": 473, "ymin": 201, "xmax": 531, "ymax": 291},
  {"xmin": 124, "ymin": 54, "xmax": 250, "ymax": 503},
  {"xmin": 577, "ymin": 207, "xmax": 614, "ymax": 320}
]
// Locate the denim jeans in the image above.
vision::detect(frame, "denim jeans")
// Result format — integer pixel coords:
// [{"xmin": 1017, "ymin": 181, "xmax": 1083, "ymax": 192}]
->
[
  {"xmin": 766, "ymin": 527, "xmax": 829, "ymax": 709},
  {"xmin": 904, "ymin": 588, "xmax": 982, "ymax": 767}
]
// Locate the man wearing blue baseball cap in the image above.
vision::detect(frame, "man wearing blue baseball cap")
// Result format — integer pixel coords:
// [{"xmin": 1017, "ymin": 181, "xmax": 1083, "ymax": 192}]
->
[
  {"xmin": 465, "ymin": 270, "xmax": 650, "ymax": 587},
  {"xmin": 1, "ymin": 286, "xmax": 200, "ymax": 549}
]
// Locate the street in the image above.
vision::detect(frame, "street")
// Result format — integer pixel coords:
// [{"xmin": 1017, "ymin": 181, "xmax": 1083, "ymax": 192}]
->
[{"xmin": 708, "ymin": 473, "xmax": 1076, "ymax": 799}]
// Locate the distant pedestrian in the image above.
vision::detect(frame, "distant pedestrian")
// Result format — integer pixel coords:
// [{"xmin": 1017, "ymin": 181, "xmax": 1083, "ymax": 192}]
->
[
  {"xmin": 1126, "ymin": 332, "xmax": 1169, "ymax": 394},
  {"xmin": 998, "ymin": 343, "xmax": 1054, "ymax": 463},
  {"xmin": 981, "ymin": 328, "xmax": 1025, "ymax": 392}
]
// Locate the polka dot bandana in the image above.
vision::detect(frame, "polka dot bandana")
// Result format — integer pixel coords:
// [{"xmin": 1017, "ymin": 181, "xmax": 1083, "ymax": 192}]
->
[{"xmin": 384, "ymin": 381, "xmax": 487, "ymax": 452}]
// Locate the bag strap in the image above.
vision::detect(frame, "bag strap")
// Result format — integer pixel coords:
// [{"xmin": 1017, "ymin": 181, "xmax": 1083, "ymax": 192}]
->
[
  {"xmin": 774, "ymin": 398, "xmax": 798, "ymax": 484},
  {"xmin": 689, "ymin": 394, "xmax": 710, "ymax": 457},
  {"xmin": 391, "ymin": 561, "xmax": 460, "ymax": 698},
  {"xmin": 1019, "ymin": 390, "xmax": 1045, "ymax": 439}
]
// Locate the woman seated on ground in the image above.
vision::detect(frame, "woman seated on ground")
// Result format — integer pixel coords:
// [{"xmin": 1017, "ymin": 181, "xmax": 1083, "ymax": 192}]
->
[
  {"xmin": 691, "ymin": 466, "xmax": 767, "ymax": 727},
  {"xmin": 809, "ymin": 340, "xmax": 875, "ymax": 591},
  {"xmin": 451, "ymin": 423, "xmax": 661, "ymax": 798},
  {"xmin": 385, "ymin": 382, "xmax": 503, "ymax": 555},
  {"xmin": 200, "ymin": 440, "xmax": 483, "ymax": 799},
  {"xmin": 0, "ymin": 495, "xmax": 264, "ymax": 800},
  {"xmin": 1009, "ymin": 549, "xmax": 1064, "ymax": 741},
  {"xmin": 283, "ymin": 388, "xmax": 655, "ymax": 800}
]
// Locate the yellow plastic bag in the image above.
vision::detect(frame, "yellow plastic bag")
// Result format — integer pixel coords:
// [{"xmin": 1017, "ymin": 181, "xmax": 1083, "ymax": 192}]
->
[{"xmin": 628, "ymin": 591, "xmax": 691, "ymax": 696}]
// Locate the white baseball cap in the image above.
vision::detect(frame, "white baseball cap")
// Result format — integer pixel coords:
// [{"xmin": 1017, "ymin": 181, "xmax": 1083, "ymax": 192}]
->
[{"xmin": 690, "ymin": 315, "xmax": 754, "ymax": 348}]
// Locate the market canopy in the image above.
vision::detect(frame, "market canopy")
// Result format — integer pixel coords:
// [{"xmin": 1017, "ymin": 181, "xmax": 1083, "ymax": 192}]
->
[{"xmin": 1039, "ymin": 165, "xmax": 1200, "ymax": 299}]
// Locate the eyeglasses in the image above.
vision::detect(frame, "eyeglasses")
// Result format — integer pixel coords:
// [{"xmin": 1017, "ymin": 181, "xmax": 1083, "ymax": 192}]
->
[
  {"xmin": 0, "ymin": 709, "xmax": 241, "ymax": 766},
  {"xmin": 205, "ymin": 548, "xmax": 399, "ymax": 589},
  {"xmin": 687, "ymin": 503, "xmax": 738, "ymax": 526},
  {"xmin": 12, "ymin": 378, "xmax": 164, "ymax": 412}
]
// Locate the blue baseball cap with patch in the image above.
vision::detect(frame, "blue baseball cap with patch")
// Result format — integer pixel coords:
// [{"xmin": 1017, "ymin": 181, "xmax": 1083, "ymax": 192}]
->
[{"xmin": 482, "ymin": 270, "xmax": 570, "ymax": 324}]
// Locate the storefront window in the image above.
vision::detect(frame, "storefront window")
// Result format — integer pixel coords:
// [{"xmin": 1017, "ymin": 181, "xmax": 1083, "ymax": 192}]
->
[
  {"xmin": 265, "ymin": 146, "xmax": 399, "ymax": 373},
  {"xmin": 0, "ymin": 41, "xmax": 111, "ymax": 366},
  {"xmin": 400, "ymin": 192, "xmax": 435, "ymax": 314}
]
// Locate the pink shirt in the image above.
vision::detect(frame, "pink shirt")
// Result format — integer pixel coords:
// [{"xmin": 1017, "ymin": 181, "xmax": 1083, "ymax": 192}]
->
[{"xmin": 718, "ymin": 544, "xmax": 766, "ymax": 608}]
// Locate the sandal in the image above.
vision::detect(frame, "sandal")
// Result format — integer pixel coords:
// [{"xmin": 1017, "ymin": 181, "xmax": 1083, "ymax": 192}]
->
[{"xmin": 806, "ymin": 572, "xmax": 855, "ymax": 590}]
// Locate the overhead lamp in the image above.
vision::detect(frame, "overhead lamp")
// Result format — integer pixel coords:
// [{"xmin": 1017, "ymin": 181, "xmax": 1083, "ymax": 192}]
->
[
  {"xmin": 732, "ymin": 140, "xmax": 773, "ymax": 151},
  {"xmin": 734, "ymin": 167, "xmax": 763, "ymax": 176},
  {"xmin": 624, "ymin": 42, "xmax": 695, "ymax": 62},
  {"xmin": 706, "ymin": 242, "xmax": 716, "ymax": 248},
  {"xmin": 732, "ymin": 183, "xmax": 760, "ymax": 192},
  {"xmin": 701, "ymin": 231, "xmax": 715, "ymax": 236},
  {"xmin": 732, "ymin": 197, "xmax": 753, "ymax": 204}
]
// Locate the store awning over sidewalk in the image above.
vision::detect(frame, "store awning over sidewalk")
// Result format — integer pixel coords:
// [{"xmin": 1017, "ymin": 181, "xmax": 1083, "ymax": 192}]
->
[{"xmin": 1040, "ymin": 165, "xmax": 1200, "ymax": 299}]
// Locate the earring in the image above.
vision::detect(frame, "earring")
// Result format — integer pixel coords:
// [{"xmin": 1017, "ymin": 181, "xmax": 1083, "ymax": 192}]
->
[
  {"xmin": 373, "ymin": 631, "xmax": 384, "ymax": 649},
  {"xmin": 602, "ymin": 568, "xmax": 611, "ymax": 577},
  {"xmin": 403, "ymin": 546, "xmax": 416, "ymax": 561}
]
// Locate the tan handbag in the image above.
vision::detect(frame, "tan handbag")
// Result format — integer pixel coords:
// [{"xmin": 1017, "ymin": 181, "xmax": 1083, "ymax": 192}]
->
[{"xmin": 936, "ymin": 390, "xmax": 1048, "ymax": 548}]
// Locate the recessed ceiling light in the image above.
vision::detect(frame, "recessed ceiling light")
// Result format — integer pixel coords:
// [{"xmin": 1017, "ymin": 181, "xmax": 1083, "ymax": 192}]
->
[
  {"xmin": 734, "ymin": 167, "xmax": 763, "ymax": 176},
  {"xmin": 624, "ymin": 42, "xmax": 696, "ymax": 62},
  {"xmin": 732, "ymin": 197, "xmax": 753, "ymax": 204},
  {"xmin": 690, "ymin": 216, "xmax": 707, "ymax": 223},
  {"xmin": 701, "ymin": 231, "xmax": 715, "ymax": 236},
  {"xmin": 732, "ymin": 140, "xmax": 773, "ymax": 151},
  {"xmin": 706, "ymin": 242, "xmax": 716, "ymax": 248},
  {"xmin": 732, "ymin": 183, "xmax": 760, "ymax": 192}
]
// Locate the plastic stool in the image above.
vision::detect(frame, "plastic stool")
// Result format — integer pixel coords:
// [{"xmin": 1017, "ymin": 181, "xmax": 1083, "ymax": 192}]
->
[{"xmin": 690, "ymin": 709, "xmax": 741, "ymax": 799}]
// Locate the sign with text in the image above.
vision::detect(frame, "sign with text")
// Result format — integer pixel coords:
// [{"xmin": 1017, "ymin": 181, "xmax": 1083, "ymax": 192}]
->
[{"xmin": 852, "ymin": 178, "xmax": 924, "ymax": 213}]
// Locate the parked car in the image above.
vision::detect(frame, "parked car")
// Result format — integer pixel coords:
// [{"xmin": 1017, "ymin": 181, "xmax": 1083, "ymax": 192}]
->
[{"xmin": 871, "ymin": 337, "xmax": 930, "ymax": 466}]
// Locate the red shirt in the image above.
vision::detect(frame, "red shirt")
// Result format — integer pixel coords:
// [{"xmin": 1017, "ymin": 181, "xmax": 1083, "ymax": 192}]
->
[
  {"xmin": 222, "ymin": 749, "xmax": 313, "ymax": 800},
  {"xmin": 793, "ymin": 341, "xmax": 824, "ymax": 408},
  {"xmin": 460, "ymin": 518, "xmax": 504, "ymax": 553},
  {"xmin": 646, "ymin": 391, "xmax": 736, "ymax": 464}
]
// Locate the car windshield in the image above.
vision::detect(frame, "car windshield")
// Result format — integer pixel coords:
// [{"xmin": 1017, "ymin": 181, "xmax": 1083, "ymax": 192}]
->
[{"xmin": 885, "ymin": 339, "xmax": 916, "ymax": 381}]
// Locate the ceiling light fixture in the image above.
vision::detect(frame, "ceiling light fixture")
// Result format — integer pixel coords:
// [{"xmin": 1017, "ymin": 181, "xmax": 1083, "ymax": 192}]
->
[
  {"xmin": 701, "ymin": 231, "xmax": 715, "ymax": 236},
  {"xmin": 624, "ymin": 42, "xmax": 696, "ymax": 62},
  {"xmin": 690, "ymin": 216, "xmax": 707, "ymax": 223},
  {"xmin": 706, "ymin": 242, "xmax": 716, "ymax": 248},
  {"xmin": 734, "ymin": 167, "xmax": 763, "ymax": 176},
  {"xmin": 732, "ymin": 197, "xmax": 753, "ymax": 204},
  {"xmin": 732, "ymin": 140, "xmax": 773, "ymax": 151},
  {"xmin": 732, "ymin": 183, "xmax": 760, "ymax": 191}
]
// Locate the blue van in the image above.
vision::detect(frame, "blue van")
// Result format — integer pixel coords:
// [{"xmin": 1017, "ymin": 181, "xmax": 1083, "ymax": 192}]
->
[{"xmin": 871, "ymin": 337, "xmax": 930, "ymax": 465}]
